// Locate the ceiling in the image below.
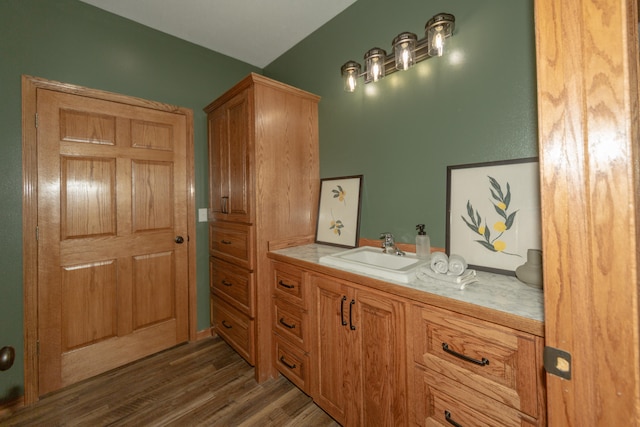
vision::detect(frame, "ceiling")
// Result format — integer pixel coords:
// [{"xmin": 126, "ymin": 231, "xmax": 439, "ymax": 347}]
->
[{"xmin": 79, "ymin": 0, "xmax": 357, "ymax": 68}]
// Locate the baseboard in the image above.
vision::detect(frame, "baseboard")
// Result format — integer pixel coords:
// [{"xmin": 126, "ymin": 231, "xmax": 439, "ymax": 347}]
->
[
  {"xmin": 195, "ymin": 327, "xmax": 213, "ymax": 341},
  {"xmin": 0, "ymin": 395, "xmax": 24, "ymax": 418}
]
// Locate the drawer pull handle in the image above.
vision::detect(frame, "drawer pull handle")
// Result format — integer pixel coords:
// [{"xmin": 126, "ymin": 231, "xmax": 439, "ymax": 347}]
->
[
  {"xmin": 444, "ymin": 410, "xmax": 464, "ymax": 427},
  {"xmin": 221, "ymin": 280, "xmax": 233, "ymax": 287},
  {"xmin": 279, "ymin": 318, "xmax": 296, "ymax": 329},
  {"xmin": 221, "ymin": 320, "xmax": 233, "ymax": 329},
  {"xmin": 349, "ymin": 299, "xmax": 356, "ymax": 330},
  {"xmin": 442, "ymin": 343, "xmax": 489, "ymax": 366},
  {"xmin": 279, "ymin": 355, "xmax": 297, "ymax": 370},
  {"xmin": 221, "ymin": 240, "xmax": 232, "ymax": 245},
  {"xmin": 340, "ymin": 296, "xmax": 348, "ymax": 326},
  {"xmin": 278, "ymin": 280, "xmax": 295, "ymax": 289}
]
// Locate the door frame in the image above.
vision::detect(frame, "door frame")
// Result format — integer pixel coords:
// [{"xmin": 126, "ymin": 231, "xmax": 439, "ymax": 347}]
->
[{"xmin": 21, "ymin": 75, "xmax": 197, "ymax": 404}]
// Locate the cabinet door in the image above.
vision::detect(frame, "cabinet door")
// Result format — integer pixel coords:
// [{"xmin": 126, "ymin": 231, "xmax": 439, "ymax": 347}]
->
[
  {"xmin": 355, "ymin": 288, "xmax": 407, "ymax": 427},
  {"xmin": 313, "ymin": 275, "xmax": 351, "ymax": 425},
  {"xmin": 208, "ymin": 90, "xmax": 251, "ymax": 223},
  {"xmin": 312, "ymin": 273, "xmax": 407, "ymax": 427}
]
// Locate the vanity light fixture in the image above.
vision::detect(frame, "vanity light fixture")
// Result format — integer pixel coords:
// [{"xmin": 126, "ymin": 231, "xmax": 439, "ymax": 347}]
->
[{"xmin": 341, "ymin": 12, "xmax": 455, "ymax": 92}]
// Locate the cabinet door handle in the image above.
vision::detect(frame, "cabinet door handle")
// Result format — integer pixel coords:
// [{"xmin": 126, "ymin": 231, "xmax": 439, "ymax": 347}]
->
[
  {"xmin": 279, "ymin": 318, "xmax": 296, "ymax": 329},
  {"xmin": 221, "ymin": 280, "xmax": 233, "ymax": 287},
  {"xmin": 442, "ymin": 342, "xmax": 489, "ymax": 366},
  {"xmin": 221, "ymin": 320, "xmax": 233, "ymax": 329},
  {"xmin": 220, "ymin": 240, "xmax": 232, "ymax": 245},
  {"xmin": 340, "ymin": 296, "xmax": 348, "ymax": 326},
  {"xmin": 278, "ymin": 280, "xmax": 295, "ymax": 289},
  {"xmin": 444, "ymin": 410, "xmax": 464, "ymax": 427},
  {"xmin": 279, "ymin": 355, "xmax": 297, "ymax": 370},
  {"xmin": 221, "ymin": 196, "xmax": 229, "ymax": 214},
  {"xmin": 349, "ymin": 299, "xmax": 356, "ymax": 330}
]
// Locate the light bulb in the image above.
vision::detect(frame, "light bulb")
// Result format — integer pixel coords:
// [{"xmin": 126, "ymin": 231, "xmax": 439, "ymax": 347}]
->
[
  {"xmin": 365, "ymin": 48, "xmax": 386, "ymax": 83},
  {"xmin": 393, "ymin": 32, "xmax": 417, "ymax": 71}
]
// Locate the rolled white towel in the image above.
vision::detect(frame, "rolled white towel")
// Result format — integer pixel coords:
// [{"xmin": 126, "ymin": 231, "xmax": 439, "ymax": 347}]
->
[
  {"xmin": 430, "ymin": 251, "xmax": 449, "ymax": 274},
  {"xmin": 416, "ymin": 266, "xmax": 478, "ymax": 290},
  {"xmin": 448, "ymin": 254, "xmax": 467, "ymax": 276}
]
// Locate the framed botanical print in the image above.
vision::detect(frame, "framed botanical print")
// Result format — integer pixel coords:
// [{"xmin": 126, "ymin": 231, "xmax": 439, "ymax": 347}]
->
[
  {"xmin": 446, "ymin": 158, "xmax": 541, "ymax": 275},
  {"xmin": 315, "ymin": 175, "xmax": 363, "ymax": 248}
]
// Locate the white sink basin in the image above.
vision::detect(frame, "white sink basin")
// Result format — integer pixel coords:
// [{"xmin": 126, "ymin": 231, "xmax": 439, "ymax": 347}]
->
[{"xmin": 319, "ymin": 246, "xmax": 428, "ymax": 283}]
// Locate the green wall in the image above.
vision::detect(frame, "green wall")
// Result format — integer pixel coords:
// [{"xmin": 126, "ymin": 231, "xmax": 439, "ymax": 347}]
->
[
  {"xmin": 265, "ymin": 0, "xmax": 538, "ymax": 245},
  {"xmin": 0, "ymin": 0, "xmax": 258, "ymax": 400},
  {"xmin": 0, "ymin": 0, "xmax": 537, "ymax": 402}
]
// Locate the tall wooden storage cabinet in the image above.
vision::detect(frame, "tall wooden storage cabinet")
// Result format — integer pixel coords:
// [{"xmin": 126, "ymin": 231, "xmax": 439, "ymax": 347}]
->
[{"xmin": 205, "ymin": 73, "xmax": 320, "ymax": 381}]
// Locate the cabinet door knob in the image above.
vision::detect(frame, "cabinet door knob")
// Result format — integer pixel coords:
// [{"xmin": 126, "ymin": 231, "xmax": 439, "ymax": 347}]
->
[{"xmin": 175, "ymin": 235, "xmax": 185, "ymax": 244}]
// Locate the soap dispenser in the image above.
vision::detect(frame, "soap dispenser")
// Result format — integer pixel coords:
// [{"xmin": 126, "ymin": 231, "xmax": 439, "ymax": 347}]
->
[{"xmin": 415, "ymin": 224, "xmax": 431, "ymax": 259}]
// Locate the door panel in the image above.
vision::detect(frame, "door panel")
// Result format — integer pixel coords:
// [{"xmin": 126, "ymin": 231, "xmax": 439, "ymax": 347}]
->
[
  {"xmin": 37, "ymin": 88, "xmax": 189, "ymax": 395},
  {"xmin": 61, "ymin": 260, "xmax": 117, "ymax": 350}
]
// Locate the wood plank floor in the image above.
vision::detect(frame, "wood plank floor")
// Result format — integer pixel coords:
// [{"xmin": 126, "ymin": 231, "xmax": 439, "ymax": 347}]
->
[{"xmin": 0, "ymin": 336, "xmax": 340, "ymax": 426}]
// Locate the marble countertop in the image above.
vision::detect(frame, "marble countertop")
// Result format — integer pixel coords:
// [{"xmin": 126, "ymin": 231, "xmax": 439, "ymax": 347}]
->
[{"xmin": 270, "ymin": 244, "xmax": 544, "ymax": 324}]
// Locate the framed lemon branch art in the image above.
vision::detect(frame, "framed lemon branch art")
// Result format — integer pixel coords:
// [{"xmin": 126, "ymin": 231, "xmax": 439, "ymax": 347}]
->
[
  {"xmin": 446, "ymin": 158, "xmax": 541, "ymax": 275},
  {"xmin": 315, "ymin": 175, "xmax": 363, "ymax": 248}
]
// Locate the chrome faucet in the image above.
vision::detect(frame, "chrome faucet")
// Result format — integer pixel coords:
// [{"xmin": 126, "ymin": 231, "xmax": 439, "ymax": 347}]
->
[{"xmin": 380, "ymin": 232, "xmax": 405, "ymax": 256}]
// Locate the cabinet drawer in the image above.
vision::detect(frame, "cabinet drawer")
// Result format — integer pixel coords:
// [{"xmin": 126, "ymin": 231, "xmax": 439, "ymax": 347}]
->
[
  {"xmin": 210, "ymin": 257, "xmax": 253, "ymax": 315},
  {"xmin": 412, "ymin": 304, "xmax": 540, "ymax": 417},
  {"xmin": 212, "ymin": 296, "xmax": 254, "ymax": 364},
  {"xmin": 273, "ymin": 262, "xmax": 305, "ymax": 306},
  {"xmin": 273, "ymin": 334, "xmax": 310, "ymax": 393},
  {"xmin": 209, "ymin": 222, "xmax": 252, "ymax": 268},
  {"xmin": 413, "ymin": 365, "xmax": 539, "ymax": 427},
  {"xmin": 273, "ymin": 298, "xmax": 308, "ymax": 350}
]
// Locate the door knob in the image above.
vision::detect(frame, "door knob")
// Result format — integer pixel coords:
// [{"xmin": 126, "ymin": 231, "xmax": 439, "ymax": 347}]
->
[{"xmin": 175, "ymin": 236, "xmax": 185, "ymax": 244}]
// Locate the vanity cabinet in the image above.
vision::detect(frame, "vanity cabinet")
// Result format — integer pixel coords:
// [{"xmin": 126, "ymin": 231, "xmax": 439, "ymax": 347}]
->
[
  {"xmin": 410, "ymin": 303, "xmax": 545, "ymax": 426},
  {"xmin": 268, "ymin": 247, "xmax": 546, "ymax": 427},
  {"xmin": 311, "ymin": 272, "xmax": 408, "ymax": 427},
  {"xmin": 205, "ymin": 73, "xmax": 320, "ymax": 380}
]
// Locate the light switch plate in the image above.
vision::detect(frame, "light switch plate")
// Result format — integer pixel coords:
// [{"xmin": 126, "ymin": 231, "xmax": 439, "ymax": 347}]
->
[{"xmin": 198, "ymin": 208, "xmax": 209, "ymax": 222}]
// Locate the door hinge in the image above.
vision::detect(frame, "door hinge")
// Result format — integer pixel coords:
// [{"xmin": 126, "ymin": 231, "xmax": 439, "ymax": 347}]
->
[
  {"xmin": 543, "ymin": 346, "xmax": 572, "ymax": 380},
  {"xmin": 35, "ymin": 226, "xmax": 39, "ymax": 241},
  {"xmin": 36, "ymin": 340, "xmax": 40, "ymax": 356},
  {"xmin": 35, "ymin": 113, "xmax": 38, "ymax": 129}
]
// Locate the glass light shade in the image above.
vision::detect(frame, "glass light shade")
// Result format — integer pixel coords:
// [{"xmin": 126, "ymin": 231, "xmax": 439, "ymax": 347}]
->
[
  {"xmin": 392, "ymin": 32, "xmax": 417, "ymax": 71},
  {"xmin": 364, "ymin": 48, "xmax": 386, "ymax": 82},
  {"xmin": 426, "ymin": 13, "xmax": 455, "ymax": 57},
  {"xmin": 341, "ymin": 61, "xmax": 361, "ymax": 92}
]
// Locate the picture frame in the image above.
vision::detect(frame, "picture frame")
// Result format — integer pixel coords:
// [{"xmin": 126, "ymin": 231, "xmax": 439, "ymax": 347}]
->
[
  {"xmin": 315, "ymin": 175, "xmax": 363, "ymax": 248},
  {"xmin": 446, "ymin": 158, "xmax": 541, "ymax": 275}
]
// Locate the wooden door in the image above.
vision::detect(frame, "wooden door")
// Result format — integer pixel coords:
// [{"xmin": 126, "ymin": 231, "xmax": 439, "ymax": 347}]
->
[
  {"xmin": 355, "ymin": 289, "xmax": 407, "ymax": 427},
  {"xmin": 534, "ymin": 0, "xmax": 640, "ymax": 424},
  {"xmin": 36, "ymin": 88, "xmax": 190, "ymax": 395},
  {"xmin": 208, "ymin": 90, "xmax": 251, "ymax": 223}
]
